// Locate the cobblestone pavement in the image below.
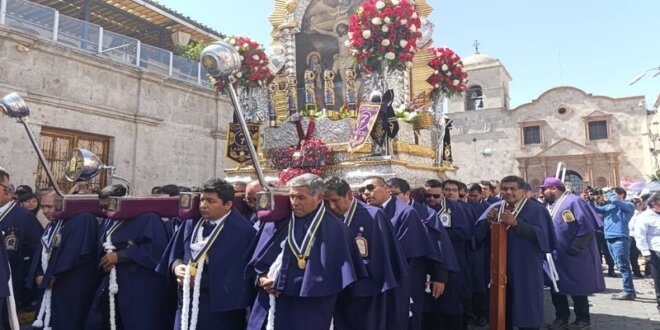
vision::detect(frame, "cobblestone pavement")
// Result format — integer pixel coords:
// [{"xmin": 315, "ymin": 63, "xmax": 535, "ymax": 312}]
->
[{"xmin": 473, "ymin": 271, "xmax": 660, "ymax": 330}]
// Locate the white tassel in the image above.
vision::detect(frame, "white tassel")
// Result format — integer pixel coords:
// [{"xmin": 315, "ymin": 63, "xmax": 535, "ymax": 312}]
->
[
  {"xmin": 180, "ymin": 256, "xmax": 205, "ymax": 330},
  {"xmin": 424, "ymin": 274, "xmax": 431, "ymax": 293},
  {"xmin": 266, "ymin": 248, "xmax": 284, "ymax": 330},
  {"xmin": 409, "ymin": 297, "xmax": 414, "ymax": 318},
  {"xmin": 546, "ymin": 253, "xmax": 560, "ymax": 292},
  {"xmin": 33, "ymin": 246, "xmax": 52, "ymax": 329},
  {"xmin": 103, "ymin": 240, "xmax": 118, "ymax": 330}
]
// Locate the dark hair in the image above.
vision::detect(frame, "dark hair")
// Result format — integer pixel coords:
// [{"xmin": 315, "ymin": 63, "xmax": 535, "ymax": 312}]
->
[
  {"xmin": 178, "ymin": 186, "xmax": 192, "ymax": 193},
  {"xmin": 386, "ymin": 178, "xmax": 410, "ymax": 193},
  {"xmin": 425, "ymin": 179, "xmax": 443, "ymax": 188},
  {"xmin": 160, "ymin": 184, "xmax": 181, "ymax": 196},
  {"xmin": 457, "ymin": 181, "xmax": 468, "ymax": 192},
  {"xmin": 613, "ymin": 187, "xmax": 627, "ymax": 199},
  {"xmin": 479, "ymin": 180, "xmax": 495, "ymax": 190},
  {"xmin": 18, "ymin": 193, "xmax": 37, "ymax": 203},
  {"xmin": 442, "ymin": 179, "xmax": 461, "ymax": 189},
  {"xmin": 364, "ymin": 176, "xmax": 387, "ymax": 186},
  {"xmin": 324, "ymin": 177, "xmax": 351, "ymax": 196},
  {"xmin": 647, "ymin": 192, "xmax": 660, "ymax": 208},
  {"xmin": 500, "ymin": 176, "xmax": 525, "ymax": 189},
  {"xmin": 640, "ymin": 193, "xmax": 651, "ymax": 203},
  {"xmin": 468, "ymin": 183, "xmax": 482, "ymax": 193},
  {"xmin": 555, "ymin": 184, "xmax": 566, "ymax": 193},
  {"xmin": 15, "ymin": 185, "xmax": 33, "ymax": 195},
  {"xmin": 201, "ymin": 178, "xmax": 234, "ymax": 203},
  {"xmin": 0, "ymin": 167, "xmax": 9, "ymax": 181},
  {"xmin": 98, "ymin": 184, "xmax": 127, "ymax": 199},
  {"xmin": 151, "ymin": 186, "xmax": 162, "ymax": 194}
]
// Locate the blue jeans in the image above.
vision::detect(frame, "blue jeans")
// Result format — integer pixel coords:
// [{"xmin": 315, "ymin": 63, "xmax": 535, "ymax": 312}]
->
[{"xmin": 607, "ymin": 236, "xmax": 635, "ymax": 294}]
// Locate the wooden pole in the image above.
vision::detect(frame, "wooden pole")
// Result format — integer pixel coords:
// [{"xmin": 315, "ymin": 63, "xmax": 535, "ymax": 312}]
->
[{"xmin": 489, "ymin": 221, "xmax": 508, "ymax": 330}]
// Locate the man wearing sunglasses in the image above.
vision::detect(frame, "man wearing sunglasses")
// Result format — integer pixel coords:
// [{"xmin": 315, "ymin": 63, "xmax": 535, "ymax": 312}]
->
[
  {"xmin": 361, "ymin": 176, "xmax": 438, "ymax": 330},
  {"xmin": 0, "ymin": 167, "xmax": 42, "ymax": 325},
  {"xmin": 324, "ymin": 177, "xmax": 408, "ymax": 330}
]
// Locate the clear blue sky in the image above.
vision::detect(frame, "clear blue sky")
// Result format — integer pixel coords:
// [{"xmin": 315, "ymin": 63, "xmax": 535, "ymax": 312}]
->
[{"xmin": 157, "ymin": 0, "xmax": 659, "ymax": 108}]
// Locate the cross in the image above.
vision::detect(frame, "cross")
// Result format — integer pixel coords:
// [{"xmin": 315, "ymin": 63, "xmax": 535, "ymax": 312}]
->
[{"xmin": 474, "ymin": 40, "xmax": 480, "ymax": 54}]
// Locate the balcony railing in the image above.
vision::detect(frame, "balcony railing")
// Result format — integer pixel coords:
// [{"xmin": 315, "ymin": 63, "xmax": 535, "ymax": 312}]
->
[{"xmin": 0, "ymin": 0, "xmax": 210, "ymax": 89}]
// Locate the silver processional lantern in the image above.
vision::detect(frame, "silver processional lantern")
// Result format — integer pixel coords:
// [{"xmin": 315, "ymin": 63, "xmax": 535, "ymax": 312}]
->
[
  {"xmin": 64, "ymin": 148, "xmax": 131, "ymax": 195},
  {"xmin": 201, "ymin": 41, "xmax": 273, "ymax": 210}
]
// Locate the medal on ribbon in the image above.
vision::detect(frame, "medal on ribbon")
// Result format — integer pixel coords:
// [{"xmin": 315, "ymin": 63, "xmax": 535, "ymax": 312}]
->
[
  {"xmin": 288, "ymin": 204, "xmax": 326, "ymax": 270},
  {"xmin": 437, "ymin": 197, "xmax": 452, "ymax": 228},
  {"xmin": 188, "ymin": 219, "xmax": 226, "ymax": 277}
]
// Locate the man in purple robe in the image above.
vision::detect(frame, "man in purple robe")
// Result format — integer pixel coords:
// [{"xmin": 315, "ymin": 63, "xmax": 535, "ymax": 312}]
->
[
  {"xmin": 476, "ymin": 175, "xmax": 556, "ymax": 330},
  {"xmin": 539, "ymin": 177, "xmax": 605, "ymax": 330},
  {"xmin": 324, "ymin": 177, "xmax": 408, "ymax": 330},
  {"xmin": 362, "ymin": 176, "xmax": 440, "ymax": 330},
  {"xmin": 252, "ymin": 174, "xmax": 365, "ymax": 330},
  {"xmin": 28, "ymin": 190, "xmax": 99, "ymax": 329},
  {"xmin": 0, "ymin": 168, "xmax": 42, "ymax": 323},
  {"xmin": 157, "ymin": 178, "xmax": 256, "ymax": 330},
  {"xmin": 86, "ymin": 184, "xmax": 172, "ymax": 330}
]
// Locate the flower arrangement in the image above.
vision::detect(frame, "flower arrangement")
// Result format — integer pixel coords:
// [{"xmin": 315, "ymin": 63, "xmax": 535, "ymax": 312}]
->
[
  {"xmin": 212, "ymin": 36, "xmax": 273, "ymax": 94},
  {"xmin": 268, "ymin": 139, "xmax": 331, "ymax": 184},
  {"xmin": 426, "ymin": 47, "xmax": 468, "ymax": 97},
  {"xmin": 348, "ymin": 0, "xmax": 422, "ymax": 73}
]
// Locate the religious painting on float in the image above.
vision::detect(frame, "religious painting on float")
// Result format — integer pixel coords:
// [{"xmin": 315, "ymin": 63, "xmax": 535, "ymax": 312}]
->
[{"xmin": 295, "ymin": 0, "xmax": 362, "ymax": 109}]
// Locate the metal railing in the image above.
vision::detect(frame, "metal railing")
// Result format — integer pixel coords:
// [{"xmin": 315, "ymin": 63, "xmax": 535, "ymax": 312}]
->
[{"xmin": 0, "ymin": 0, "xmax": 210, "ymax": 89}]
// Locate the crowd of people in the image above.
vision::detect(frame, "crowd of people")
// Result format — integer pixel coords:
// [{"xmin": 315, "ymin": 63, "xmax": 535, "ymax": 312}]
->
[{"xmin": 0, "ymin": 165, "xmax": 659, "ymax": 330}]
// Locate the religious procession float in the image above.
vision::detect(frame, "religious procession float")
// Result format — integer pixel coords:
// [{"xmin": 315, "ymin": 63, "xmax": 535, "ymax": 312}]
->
[{"xmin": 203, "ymin": 0, "xmax": 469, "ymax": 187}]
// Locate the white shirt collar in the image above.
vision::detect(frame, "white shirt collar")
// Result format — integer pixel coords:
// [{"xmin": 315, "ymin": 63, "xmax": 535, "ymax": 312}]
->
[
  {"xmin": 381, "ymin": 196, "xmax": 393, "ymax": 209},
  {"xmin": 205, "ymin": 209, "xmax": 232, "ymax": 226},
  {"xmin": 0, "ymin": 200, "xmax": 14, "ymax": 216}
]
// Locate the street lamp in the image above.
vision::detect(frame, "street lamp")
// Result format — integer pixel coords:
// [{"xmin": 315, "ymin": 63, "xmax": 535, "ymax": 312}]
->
[
  {"xmin": 629, "ymin": 66, "xmax": 660, "ymax": 85},
  {"xmin": 480, "ymin": 147, "xmax": 494, "ymax": 178}
]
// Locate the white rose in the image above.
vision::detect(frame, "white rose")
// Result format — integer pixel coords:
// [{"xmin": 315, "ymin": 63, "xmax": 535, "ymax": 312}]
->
[
  {"xmin": 376, "ymin": 1, "xmax": 385, "ymax": 9},
  {"xmin": 435, "ymin": 84, "xmax": 440, "ymax": 88},
  {"xmin": 400, "ymin": 19, "xmax": 408, "ymax": 25},
  {"xmin": 441, "ymin": 64, "xmax": 448, "ymax": 71},
  {"xmin": 412, "ymin": 12, "xmax": 418, "ymax": 19},
  {"xmin": 240, "ymin": 55, "xmax": 244, "ymax": 60},
  {"xmin": 236, "ymin": 72, "xmax": 243, "ymax": 78},
  {"xmin": 453, "ymin": 79, "xmax": 459, "ymax": 86},
  {"xmin": 399, "ymin": 40, "xmax": 408, "ymax": 48},
  {"xmin": 382, "ymin": 25, "xmax": 389, "ymax": 33},
  {"xmin": 362, "ymin": 30, "xmax": 372, "ymax": 39},
  {"xmin": 229, "ymin": 38, "xmax": 236, "ymax": 45},
  {"xmin": 410, "ymin": 24, "xmax": 417, "ymax": 32},
  {"xmin": 382, "ymin": 39, "xmax": 391, "ymax": 46},
  {"xmin": 434, "ymin": 70, "xmax": 439, "ymax": 74},
  {"xmin": 372, "ymin": 17, "xmax": 382, "ymax": 25},
  {"xmin": 384, "ymin": 17, "xmax": 391, "ymax": 24},
  {"xmin": 392, "ymin": 0, "xmax": 400, "ymax": 5},
  {"xmin": 344, "ymin": 40, "xmax": 351, "ymax": 47},
  {"xmin": 421, "ymin": 17, "xmax": 428, "ymax": 25},
  {"xmin": 252, "ymin": 55, "xmax": 260, "ymax": 60},
  {"xmin": 384, "ymin": 52, "xmax": 395, "ymax": 60},
  {"xmin": 243, "ymin": 43, "xmax": 249, "ymax": 48},
  {"xmin": 406, "ymin": 61, "xmax": 413, "ymax": 68}
]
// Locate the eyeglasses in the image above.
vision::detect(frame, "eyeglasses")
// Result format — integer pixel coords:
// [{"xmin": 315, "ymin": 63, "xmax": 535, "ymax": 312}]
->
[
  {"xmin": 390, "ymin": 190, "xmax": 404, "ymax": 196},
  {"xmin": 359, "ymin": 184, "xmax": 380, "ymax": 193},
  {"xmin": 425, "ymin": 194, "xmax": 442, "ymax": 199},
  {"xmin": 0, "ymin": 183, "xmax": 13, "ymax": 194}
]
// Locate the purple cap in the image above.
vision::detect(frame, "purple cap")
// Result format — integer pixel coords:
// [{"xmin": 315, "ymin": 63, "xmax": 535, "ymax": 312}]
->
[{"xmin": 538, "ymin": 177, "xmax": 565, "ymax": 188}]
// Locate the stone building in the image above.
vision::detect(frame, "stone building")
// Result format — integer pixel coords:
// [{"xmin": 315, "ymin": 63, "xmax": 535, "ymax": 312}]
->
[
  {"xmin": 0, "ymin": 0, "xmax": 234, "ymax": 194},
  {"xmin": 447, "ymin": 52, "xmax": 656, "ymax": 191}
]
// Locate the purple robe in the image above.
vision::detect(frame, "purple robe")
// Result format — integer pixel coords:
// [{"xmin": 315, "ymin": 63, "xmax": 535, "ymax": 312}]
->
[
  {"xmin": 27, "ymin": 213, "xmax": 99, "ymax": 330},
  {"xmin": 544, "ymin": 194, "xmax": 605, "ymax": 295},
  {"xmin": 384, "ymin": 198, "xmax": 436, "ymax": 330},
  {"xmin": 466, "ymin": 200, "xmax": 488, "ymax": 293},
  {"xmin": 247, "ymin": 205, "xmax": 365, "ymax": 330},
  {"xmin": 86, "ymin": 213, "xmax": 171, "ymax": 330},
  {"xmin": 424, "ymin": 200, "xmax": 471, "ymax": 316},
  {"xmin": 157, "ymin": 210, "xmax": 256, "ymax": 330},
  {"xmin": 0, "ymin": 203, "xmax": 42, "ymax": 305},
  {"xmin": 334, "ymin": 200, "xmax": 409, "ymax": 330},
  {"xmin": 477, "ymin": 200, "xmax": 556, "ymax": 328}
]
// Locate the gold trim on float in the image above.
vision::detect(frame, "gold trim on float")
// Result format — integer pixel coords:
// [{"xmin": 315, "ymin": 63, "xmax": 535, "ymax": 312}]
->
[{"xmin": 224, "ymin": 158, "xmax": 454, "ymax": 175}]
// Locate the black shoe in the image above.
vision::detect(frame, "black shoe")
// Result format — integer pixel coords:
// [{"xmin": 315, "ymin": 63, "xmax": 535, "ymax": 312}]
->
[
  {"xmin": 607, "ymin": 270, "xmax": 617, "ymax": 277},
  {"xmin": 475, "ymin": 316, "xmax": 488, "ymax": 327},
  {"xmin": 565, "ymin": 320, "xmax": 592, "ymax": 329},
  {"xmin": 633, "ymin": 272, "xmax": 644, "ymax": 278},
  {"xmin": 611, "ymin": 291, "xmax": 635, "ymax": 300},
  {"xmin": 546, "ymin": 318, "xmax": 568, "ymax": 329}
]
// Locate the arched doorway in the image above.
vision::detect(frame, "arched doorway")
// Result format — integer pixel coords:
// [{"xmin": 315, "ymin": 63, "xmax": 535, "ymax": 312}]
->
[{"xmin": 564, "ymin": 170, "xmax": 584, "ymax": 193}]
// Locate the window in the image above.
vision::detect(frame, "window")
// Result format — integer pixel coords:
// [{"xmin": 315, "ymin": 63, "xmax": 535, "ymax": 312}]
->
[
  {"xmin": 465, "ymin": 86, "xmax": 484, "ymax": 111},
  {"xmin": 588, "ymin": 120, "xmax": 608, "ymax": 140},
  {"xmin": 36, "ymin": 128, "xmax": 110, "ymax": 192},
  {"xmin": 523, "ymin": 126, "xmax": 541, "ymax": 145}
]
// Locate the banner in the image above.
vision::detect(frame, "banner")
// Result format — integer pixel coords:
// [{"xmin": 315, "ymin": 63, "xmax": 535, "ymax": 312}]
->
[
  {"xmin": 226, "ymin": 123, "xmax": 260, "ymax": 164},
  {"xmin": 441, "ymin": 119, "xmax": 453, "ymax": 164},
  {"xmin": 348, "ymin": 102, "xmax": 381, "ymax": 153}
]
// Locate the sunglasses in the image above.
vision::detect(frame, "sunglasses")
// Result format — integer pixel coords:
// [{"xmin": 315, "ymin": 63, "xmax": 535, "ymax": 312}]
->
[
  {"xmin": 359, "ymin": 184, "xmax": 379, "ymax": 194},
  {"xmin": 425, "ymin": 193, "xmax": 442, "ymax": 199},
  {"xmin": 0, "ymin": 183, "xmax": 13, "ymax": 194}
]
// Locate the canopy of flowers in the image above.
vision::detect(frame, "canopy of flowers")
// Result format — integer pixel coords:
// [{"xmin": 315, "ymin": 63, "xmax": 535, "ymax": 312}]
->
[
  {"xmin": 213, "ymin": 36, "xmax": 273, "ymax": 93},
  {"xmin": 348, "ymin": 0, "xmax": 422, "ymax": 73},
  {"xmin": 426, "ymin": 47, "xmax": 468, "ymax": 97}
]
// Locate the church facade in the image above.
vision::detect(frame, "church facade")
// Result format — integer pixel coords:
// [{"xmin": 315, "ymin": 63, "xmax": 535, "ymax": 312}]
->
[{"xmin": 446, "ymin": 53, "xmax": 657, "ymax": 191}]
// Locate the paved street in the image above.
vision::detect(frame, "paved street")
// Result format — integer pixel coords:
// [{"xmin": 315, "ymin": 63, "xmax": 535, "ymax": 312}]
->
[{"xmin": 472, "ymin": 271, "xmax": 660, "ymax": 330}]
